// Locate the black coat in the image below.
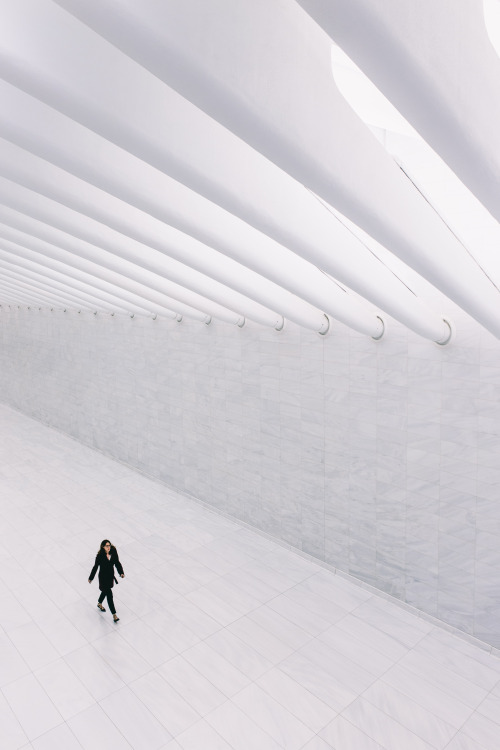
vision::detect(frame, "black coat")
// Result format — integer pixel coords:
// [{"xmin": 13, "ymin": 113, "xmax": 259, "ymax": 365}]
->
[{"xmin": 89, "ymin": 548, "xmax": 124, "ymax": 591}]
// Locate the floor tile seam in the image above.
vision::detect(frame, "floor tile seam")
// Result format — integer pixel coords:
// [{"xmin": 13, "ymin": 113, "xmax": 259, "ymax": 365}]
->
[
  {"xmin": 338, "ymin": 689, "xmax": 443, "ymax": 750},
  {"xmin": 132, "ymin": 646, "xmax": 222, "ymax": 739},
  {"xmin": 62, "ymin": 639, "xmax": 127, "ymax": 692},
  {"xmin": 226, "ymin": 606, "xmax": 318, "ymax": 671},
  {"xmin": 0, "ymin": 683, "xmax": 31, "ymax": 747},
  {"xmin": 340, "ymin": 603, "xmax": 429, "ymax": 660},
  {"xmin": 92, "ymin": 610, "xmax": 161, "ymax": 666},
  {"xmin": 348, "ymin": 590, "xmax": 432, "ymax": 634},
  {"xmin": 358, "ymin": 673, "xmax": 465, "ymax": 748},
  {"xmin": 217, "ymin": 596, "xmax": 318, "ymax": 663},
  {"xmin": 253, "ymin": 604, "xmax": 364, "ymax": 722},
  {"xmin": 24, "ymin": 716, "xmax": 85, "ymax": 750},
  {"xmin": 229, "ymin": 671, "xmax": 318, "ymax": 735},
  {"xmin": 185, "ymin": 623, "xmax": 260, "ymax": 690},
  {"xmin": 381, "ymin": 655, "xmax": 485, "ymax": 732},
  {"xmin": 236, "ymin": 565, "xmax": 301, "ymax": 598},
  {"xmin": 258, "ymin": 550, "xmax": 321, "ymax": 580},
  {"xmin": 203, "ymin": 693, "xmax": 290, "ymax": 750},
  {"xmin": 295, "ymin": 624, "xmax": 386, "ymax": 684},
  {"xmin": 151, "ymin": 645, "xmax": 234, "ymax": 709},
  {"xmin": 443, "ymin": 714, "xmax": 488, "ymax": 750},
  {"xmin": 1, "ymin": 620, "xmax": 62, "ymax": 683},
  {"xmin": 297, "ymin": 732, "xmax": 335, "ymax": 750},
  {"xmin": 152, "ymin": 571, "xmax": 207, "ymax": 599},
  {"xmin": 214, "ymin": 571, "xmax": 279, "ymax": 608},
  {"xmin": 439, "ymin": 726, "xmax": 467, "ymax": 750},
  {"xmin": 68, "ymin": 698, "xmax": 134, "ymax": 750},
  {"xmin": 0, "ymin": 585, "xmax": 32, "ymax": 627},
  {"xmin": 253, "ymin": 658, "xmax": 341, "ymax": 736},
  {"xmin": 182, "ymin": 524, "xmax": 251, "ymax": 552},
  {"xmin": 281, "ymin": 574, "xmax": 359, "ymax": 613},
  {"xmin": 274, "ymin": 581, "xmax": 349, "ymax": 629},
  {"xmin": 21, "ymin": 502, "xmax": 72, "ymax": 525},
  {"xmin": 333, "ymin": 607, "xmax": 482, "ymax": 735},
  {"xmin": 412, "ymin": 639, "xmax": 500, "ymax": 692},
  {"xmin": 207, "ymin": 609, "xmax": 305, "ymax": 698},
  {"xmin": 124, "ymin": 663, "xmax": 206, "ymax": 738},
  {"xmin": 184, "ymin": 583, "xmax": 260, "ymax": 624},
  {"xmin": 67, "ymin": 664, "xmax": 126, "ymax": 708},
  {"xmin": 7, "ymin": 544, "xmax": 60, "ymax": 585},
  {"xmin": 442, "ymin": 723, "xmax": 491, "ymax": 750},
  {"xmin": 148, "ymin": 603, "xmax": 215, "ymax": 645},
  {"xmin": 320, "ymin": 709, "xmax": 389, "ymax": 750},
  {"xmin": 394, "ymin": 632, "xmax": 498, "ymax": 696},
  {"xmin": 92, "ymin": 616, "xmax": 159, "ymax": 666},
  {"xmin": 222, "ymin": 594, "xmax": 281, "ymax": 626},
  {"xmin": 323, "ymin": 600, "xmax": 415, "ymax": 651},
  {"xmin": 179, "ymin": 716, "xmax": 238, "ymax": 750},
  {"xmin": 30, "ymin": 655, "xmax": 97, "ymax": 720},
  {"xmin": 120, "ymin": 576, "xmax": 185, "ymax": 613},
  {"xmin": 2, "ymin": 667, "xmax": 67, "ymax": 743},
  {"xmin": 244, "ymin": 604, "xmax": 317, "ymax": 649},
  {"xmin": 418, "ymin": 630, "xmax": 500, "ymax": 676},
  {"xmin": 7, "ymin": 575, "xmax": 69, "ymax": 615},
  {"xmin": 475, "ymin": 681, "xmax": 500, "ymax": 721}
]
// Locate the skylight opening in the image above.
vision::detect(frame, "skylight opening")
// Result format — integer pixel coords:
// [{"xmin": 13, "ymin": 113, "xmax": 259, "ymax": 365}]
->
[
  {"xmin": 330, "ymin": 43, "xmax": 500, "ymax": 294},
  {"xmin": 484, "ymin": 0, "xmax": 500, "ymax": 57}
]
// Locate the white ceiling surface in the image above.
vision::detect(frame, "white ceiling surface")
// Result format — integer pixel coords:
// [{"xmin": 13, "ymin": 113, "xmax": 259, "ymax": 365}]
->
[{"xmin": 0, "ymin": 1, "xmax": 499, "ymax": 343}]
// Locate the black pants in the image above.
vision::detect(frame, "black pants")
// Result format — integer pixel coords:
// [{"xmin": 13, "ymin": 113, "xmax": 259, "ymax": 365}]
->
[{"xmin": 98, "ymin": 588, "xmax": 116, "ymax": 614}]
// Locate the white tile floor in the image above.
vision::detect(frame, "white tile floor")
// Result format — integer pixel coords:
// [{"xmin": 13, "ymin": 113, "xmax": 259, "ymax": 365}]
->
[{"xmin": 1, "ymin": 404, "xmax": 500, "ymax": 750}]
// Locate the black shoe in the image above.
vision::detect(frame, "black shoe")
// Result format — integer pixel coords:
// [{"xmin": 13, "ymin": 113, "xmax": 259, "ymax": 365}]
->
[
  {"xmin": 97, "ymin": 603, "xmax": 106, "ymax": 612},
  {"xmin": 113, "ymin": 615, "xmax": 120, "ymax": 622}
]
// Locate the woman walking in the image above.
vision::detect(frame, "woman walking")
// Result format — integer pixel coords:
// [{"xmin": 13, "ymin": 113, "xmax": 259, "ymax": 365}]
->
[{"xmin": 88, "ymin": 539, "xmax": 125, "ymax": 622}]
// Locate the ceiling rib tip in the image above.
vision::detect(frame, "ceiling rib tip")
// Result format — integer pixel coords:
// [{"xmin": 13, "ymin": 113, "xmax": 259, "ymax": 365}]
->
[
  {"xmin": 434, "ymin": 318, "xmax": 454, "ymax": 346},
  {"xmin": 316, "ymin": 314, "xmax": 331, "ymax": 336},
  {"xmin": 371, "ymin": 316, "xmax": 385, "ymax": 341}
]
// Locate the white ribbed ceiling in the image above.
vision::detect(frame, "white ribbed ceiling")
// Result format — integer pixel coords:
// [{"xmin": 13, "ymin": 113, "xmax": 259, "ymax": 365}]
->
[{"xmin": 0, "ymin": 0, "xmax": 499, "ymax": 343}]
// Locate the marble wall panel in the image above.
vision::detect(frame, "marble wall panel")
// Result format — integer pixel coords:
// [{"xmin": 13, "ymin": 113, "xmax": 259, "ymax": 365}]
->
[{"xmin": 1, "ymin": 306, "xmax": 500, "ymax": 648}]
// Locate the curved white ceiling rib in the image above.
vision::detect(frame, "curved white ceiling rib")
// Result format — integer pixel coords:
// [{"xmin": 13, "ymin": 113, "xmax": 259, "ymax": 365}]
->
[
  {"xmin": 0, "ymin": 258, "xmax": 135, "ymax": 315},
  {"xmin": 0, "ymin": 285, "xmax": 65, "ymax": 310},
  {"xmin": 0, "ymin": 244, "xmax": 213, "ymax": 325},
  {"xmin": 0, "ymin": 141, "xmax": 381, "ymax": 343},
  {"xmin": 0, "ymin": 248, "xmax": 184, "ymax": 320},
  {"xmin": 1, "ymin": 290, "xmax": 49, "ymax": 308},
  {"xmin": 0, "ymin": 211, "xmax": 301, "ymax": 333},
  {"xmin": 0, "ymin": 178, "xmax": 330, "ymax": 336},
  {"xmin": 0, "ymin": 94, "xmax": 371, "ymax": 340},
  {"xmin": 0, "ymin": 273, "xmax": 98, "ymax": 312},
  {"xmin": 45, "ymin": 0, "xmax": 500, "ymax": 340},
  {"xmin": 0, "ymin": 223, "xmax": 252, "ymax": 328},
  {"xmin": 0, "ymin": 3, "xmax": 453, "ymax": 343},
  {"xmin": 297, "ymin": 0, "xmax": 500, "ymax": 225}
]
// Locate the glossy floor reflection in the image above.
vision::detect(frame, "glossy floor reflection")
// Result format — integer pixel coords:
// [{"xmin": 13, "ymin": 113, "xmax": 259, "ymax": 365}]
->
[{"xmin": 1, "ymin": 404, "xmax": 500, "ymax": 750}]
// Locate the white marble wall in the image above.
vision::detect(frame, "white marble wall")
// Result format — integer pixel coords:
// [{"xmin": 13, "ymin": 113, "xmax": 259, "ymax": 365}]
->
[{"xmin": 1, "ymin": 303, "xmax": 500, "ymax": 647}]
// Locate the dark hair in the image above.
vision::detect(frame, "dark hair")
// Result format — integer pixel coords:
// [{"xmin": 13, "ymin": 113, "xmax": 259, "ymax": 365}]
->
[{"xmin": 97, "ymin": 539, "xmax": 116, "ymax": 556}]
